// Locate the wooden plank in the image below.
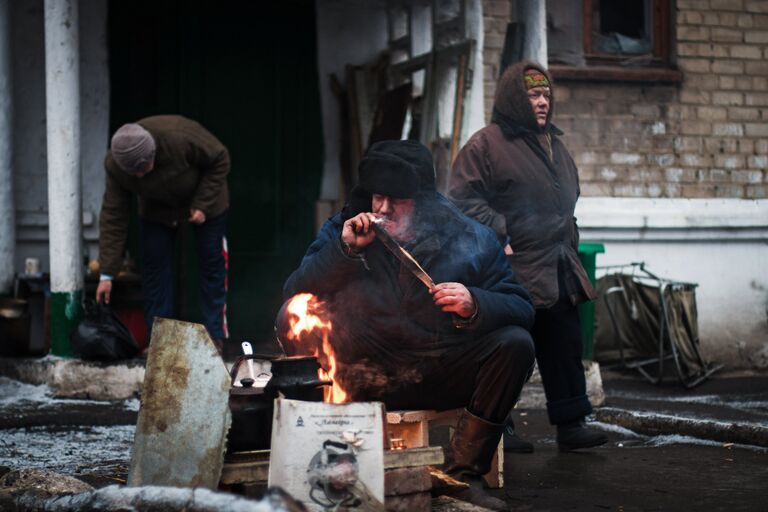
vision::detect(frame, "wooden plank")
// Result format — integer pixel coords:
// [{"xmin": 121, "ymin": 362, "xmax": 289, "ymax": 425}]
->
[
  {"xmin": 219, "ymin": 461, "xmax": 269, "ymax": 485},
  {"xmin": 221, "ymin": 447, "xmax": 445, "ymax": 484},
  {"xmin": 387, "ymin": 409, "xmax": 462, "ymax": 424},
  {"xmin": 384, "ymin": 447, "xmax": 444, "ymax": 469},
  {"xmin": 387, "ymin": 410, "xmax": 431, "ymax": 424}
]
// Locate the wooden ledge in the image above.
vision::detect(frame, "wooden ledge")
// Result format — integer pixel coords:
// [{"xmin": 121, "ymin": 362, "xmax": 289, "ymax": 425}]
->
[{"xmin": 550, "ymin": 64, "xmax": 684, "ymax": 84}]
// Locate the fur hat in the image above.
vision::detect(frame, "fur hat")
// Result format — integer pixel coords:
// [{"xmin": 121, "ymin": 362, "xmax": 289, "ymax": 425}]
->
[
  {"xmin": 358, "ymin": 146, "xmax": 419, "ymax": 199},
  {"xmin": 493, "ymin": 60, "xmax": 554, "ymax": 132},
  {"xmin": 110, "ymin": 123, "xmax": 156, "ymax": 173},
  {"xmin": 368, "ymin": 139, "xmax": 436, "ymax": 191}
]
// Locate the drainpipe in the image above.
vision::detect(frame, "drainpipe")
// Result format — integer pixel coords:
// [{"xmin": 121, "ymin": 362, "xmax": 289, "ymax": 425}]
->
[
  {"xmin": 519, "ymin": 0, "xmax": 547, "ymax": 66},
  {"xmin": 44, "ymin": 0, "xmax": 83, "ymax": 356},
  {"xmin": 0, "ymin": 0, "xmax": 15, "ymax": 295}
]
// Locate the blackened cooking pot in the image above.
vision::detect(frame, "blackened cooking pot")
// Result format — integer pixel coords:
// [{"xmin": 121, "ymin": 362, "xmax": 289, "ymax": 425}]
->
[{"xmin": 227, "ymin": 355, "xmax": 330, "ymax": 452}]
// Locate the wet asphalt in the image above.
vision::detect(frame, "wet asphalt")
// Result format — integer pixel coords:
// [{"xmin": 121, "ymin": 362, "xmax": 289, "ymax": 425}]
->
[
  {"xmin": 1, "ymin": 369, "xmax": 767, "ymax": 511},
  {"xmin": 496, "ymin": 371, "xmax": 768, "ymax": 512},
  {"xmin": 499, "ymin": 407, "xmax": 766, "ymax": 512}
]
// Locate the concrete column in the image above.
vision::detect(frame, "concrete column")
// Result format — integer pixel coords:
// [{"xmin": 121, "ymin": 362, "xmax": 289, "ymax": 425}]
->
[
  {"xmin": 0, "ymin": 0, "xmax": 15, "ymax": 294},
  {"xmin": 44, "ymin": 0, "xmax": 83, "ymax": 356},
  {"xmin": 519, "ymin": 0, "xmax": 547, "ymax": 66}
]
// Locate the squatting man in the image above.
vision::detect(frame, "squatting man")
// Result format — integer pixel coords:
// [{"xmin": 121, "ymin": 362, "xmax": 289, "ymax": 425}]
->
[{"xmin": 279, "ymin": 140, "xmax": 536, "ymax": 510}]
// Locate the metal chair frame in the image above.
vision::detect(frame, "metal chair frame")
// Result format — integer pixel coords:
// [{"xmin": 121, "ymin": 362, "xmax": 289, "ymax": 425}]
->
[{"xmin": 599, "ymin": 262, "xmax": 722, "ymax": 388}]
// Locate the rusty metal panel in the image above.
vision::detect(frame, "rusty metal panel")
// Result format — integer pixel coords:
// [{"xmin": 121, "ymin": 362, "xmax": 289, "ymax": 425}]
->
[{"xmin": 128, "ymin": 318, "xmax": 231, "ymax": 488}]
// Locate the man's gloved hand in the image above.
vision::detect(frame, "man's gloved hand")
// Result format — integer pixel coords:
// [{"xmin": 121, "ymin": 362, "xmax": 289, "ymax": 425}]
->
[
  {"xmin": 96, "ymin": 280, "xmax": 112, "ymax": 305},
  {"xmin": 431, "ymin": 282, "xmax": 477, "ymax": 318},
  {"xmin": 341, "ymin": 212, "xmax": 379, "ymax": 254}
]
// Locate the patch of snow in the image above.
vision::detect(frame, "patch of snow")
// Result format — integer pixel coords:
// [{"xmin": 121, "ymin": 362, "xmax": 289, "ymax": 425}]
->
[
  {"xmin": 0, "ymin": 424, "xmax": 135, "ymax": 473},
  {"xmin": 122, "ymin": 398, "xmax": 141, "ymax": 412},
  {"xmin": 0, "ymin": 377, "xmax": 52, "ymax": 404},
  {"xmin": 0, "ymin": 376, "xmax": 104, "ymax": 406},
  {"xmin": 590, "ymin": 420, "xmax": 644, "ymax": 437},
  {"xmin": 645, "ymin": 434, "xmax": 768, "ymax": 452},
  {"xmin": 50, "ymin": 485, "xmax": 280, "ymax": 511},
  {"xmin": 606, "ymin": 390, "xmax": 768, "ymax": 412}
]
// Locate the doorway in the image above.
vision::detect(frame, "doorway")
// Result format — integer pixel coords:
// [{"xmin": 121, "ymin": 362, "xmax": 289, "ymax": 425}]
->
[{"xmin": 108, "ymin": 0, "xmax": 324, "ymax": 348}]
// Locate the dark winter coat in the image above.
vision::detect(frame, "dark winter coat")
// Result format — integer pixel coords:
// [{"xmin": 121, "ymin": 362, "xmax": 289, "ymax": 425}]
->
[
  {"xmin": 283, "ymin": 196, "xmax": 534, "ymax": 396},
  {"xmin": 449, "ymin": 61, "xmax": 596, "ymax": 308},
  {"xmin": 98, "ymin": 115, "xmax": 230, "ymax": 276}
]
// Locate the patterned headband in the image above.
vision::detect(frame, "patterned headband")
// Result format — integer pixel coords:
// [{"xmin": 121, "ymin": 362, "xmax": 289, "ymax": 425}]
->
[{"xmin": 524, "ymin": 70, "xmax": 550, "ymax": 89}]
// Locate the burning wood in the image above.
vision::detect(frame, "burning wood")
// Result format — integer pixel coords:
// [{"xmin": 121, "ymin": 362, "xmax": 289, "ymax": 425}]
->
[{"xmin": 283, "ymin": 293, "xmax": 349, "ymax": 404}]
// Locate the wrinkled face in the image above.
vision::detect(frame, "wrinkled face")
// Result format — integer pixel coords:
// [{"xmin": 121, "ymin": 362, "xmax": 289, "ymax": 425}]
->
[
  {"xmin": 527, "ymin": 86, "xmax": 551, "ymax": 128},
  {"xmin": 372, "ymin": 193, "xmax": 416, "ymax": 240}
]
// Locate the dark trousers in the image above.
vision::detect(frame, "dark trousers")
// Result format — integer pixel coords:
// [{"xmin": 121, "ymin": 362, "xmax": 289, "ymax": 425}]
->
[
  {"xmin": 140, "ymin": 212, "xmax": 228, "ymax": 340},
  {"xmin": 378, "ymin": 326, "xmax": 536, "ymax": 424},
  {"xmin": 533, "ymin": 300, "xmax": 593, "ymax": 425}
]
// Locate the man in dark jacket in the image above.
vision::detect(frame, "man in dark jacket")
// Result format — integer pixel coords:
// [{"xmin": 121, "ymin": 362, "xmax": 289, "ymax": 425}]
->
[
  {"xmin": 449, "ymin": 61, "xmax": 607, "ymax": 452},
  {"xmin": 96, "ymin": 115, "xmax": 230, "ymax": 345},
  {"xmin": 281, "ymin": 140, "xmax": 535, "ymax": 510}
]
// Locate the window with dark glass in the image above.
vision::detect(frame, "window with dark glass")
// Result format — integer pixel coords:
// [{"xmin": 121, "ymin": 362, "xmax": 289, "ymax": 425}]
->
[{"xmin": 547, "ymin": 0, "xmax": 681, "ymax": 83}]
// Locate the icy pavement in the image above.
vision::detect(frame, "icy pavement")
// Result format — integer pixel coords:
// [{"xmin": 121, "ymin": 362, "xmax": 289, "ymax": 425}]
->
[
  {"xmin": 0, "ymin": 376, "xmax": 139, "ymax": 429},
  {"xmin": 0, "ymin": 424, "xmax": 135, "ymax": 474},
  {"xmin": 0, "ymin": 376, "xmax": 138, "ymax": 484},
  {"xmin": 0, "ymin": 377, "xmax": 105, "ymax": 406}
]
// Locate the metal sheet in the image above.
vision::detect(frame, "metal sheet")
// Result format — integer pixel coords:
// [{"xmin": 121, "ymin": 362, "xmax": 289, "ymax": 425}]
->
[{"xmin": 128, "ymin": 318, "xmax": 231, "ymax": 488}]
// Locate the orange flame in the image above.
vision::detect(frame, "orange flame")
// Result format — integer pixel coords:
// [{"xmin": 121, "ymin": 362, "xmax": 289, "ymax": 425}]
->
[{"xmin": 284, "ymin": 293, "xmax": 348, "ymax": 403}]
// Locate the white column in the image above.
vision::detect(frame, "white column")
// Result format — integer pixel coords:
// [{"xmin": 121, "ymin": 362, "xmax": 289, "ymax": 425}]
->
[
  {"xmin": 44, "ymin": 0, "xmax": 82, "ymax": 355},
  {"xmin": 0, "ymin": 0, "xmax": 14, "ymax": 294},
  {"xmin": 519, "ymin": 0, "xmax": 547, "ymax": 66}
]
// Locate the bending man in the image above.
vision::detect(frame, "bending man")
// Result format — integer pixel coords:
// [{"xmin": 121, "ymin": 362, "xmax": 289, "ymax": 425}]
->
[{"xmin": 96, "ymin": 115, "xmax": 230, "ymax": 347}]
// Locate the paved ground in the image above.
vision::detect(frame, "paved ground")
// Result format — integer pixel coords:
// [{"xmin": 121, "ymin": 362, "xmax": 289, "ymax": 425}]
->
[
  {"xmin": 499, "ymin": 408, "xmax": 766, "ymax": 512},
  {"xmin": 494, "ymin": 370, "xmax": 768, "ymax": 511},
  {"xmin": 1, "ymin": 365, "xmax": 767, "ymax": 511}
]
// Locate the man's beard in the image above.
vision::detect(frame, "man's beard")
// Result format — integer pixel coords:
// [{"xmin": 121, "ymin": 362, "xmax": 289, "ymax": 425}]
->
[{"xmin": 381, "ymin": 214, "xmax": 414, "ymax": 242}]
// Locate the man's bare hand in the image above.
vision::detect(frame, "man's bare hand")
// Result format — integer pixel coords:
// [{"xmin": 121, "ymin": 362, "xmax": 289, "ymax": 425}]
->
[
  {"xmin": 189, "ymin": 208, "xmax": 206, "ymax": 224},
  {"xmin": 430, "ymin": 282, "xmax": 476, "ymax": 318},
  {"xmin": 96, "ymin": 280, "xmax": 112, "ymax": 305},
  {"xmin": 341, "ymin": 213, "xmax": 379, "ymax": 253},
  {"xmin": 504, "ymin": 244, "xmax": 514, "ymax": 256}
]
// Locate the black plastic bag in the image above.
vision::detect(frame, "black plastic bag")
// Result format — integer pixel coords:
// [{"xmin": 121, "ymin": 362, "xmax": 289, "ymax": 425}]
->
[{"xmin": 70, "ymin": 300, "xmax": 139, "ymax": 361}]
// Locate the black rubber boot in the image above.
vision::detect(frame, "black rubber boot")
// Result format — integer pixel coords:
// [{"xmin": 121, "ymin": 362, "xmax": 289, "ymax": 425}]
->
[
  {"xmin": 440, "ymin": 409, "xmax": 508, "ymax": 511},
  {"xmin": 556, "ymin": 419, "xmax": 608, "ymax": 451},
  {"xmin": 503, "ymin": 419, "xmax": 534, "ymax": 454}
]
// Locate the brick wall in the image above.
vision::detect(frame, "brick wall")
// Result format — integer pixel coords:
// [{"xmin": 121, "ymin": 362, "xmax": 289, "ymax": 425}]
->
[
  {"xmin": 481, "ymin": 0, "xmax": 768, "ymax": 198},
  {"xmin": 482, "ymin": 0, "xmax": 511, "ymax": 122}
]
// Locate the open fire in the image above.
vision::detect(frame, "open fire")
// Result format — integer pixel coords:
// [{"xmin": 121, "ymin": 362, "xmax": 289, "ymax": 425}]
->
[{"xmin": 283, "ymin": 293, "xmax": 349, "ymax": 404}]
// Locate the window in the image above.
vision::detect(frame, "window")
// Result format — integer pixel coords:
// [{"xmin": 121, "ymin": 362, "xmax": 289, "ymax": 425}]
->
[{"xmin": 547, "ymin": 0, "xmax": 681, "ymax": 83}]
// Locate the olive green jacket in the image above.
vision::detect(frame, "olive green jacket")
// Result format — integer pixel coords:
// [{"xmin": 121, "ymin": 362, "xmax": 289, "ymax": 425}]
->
[{"xmin": 98, "ymin": 115, "xmax": 230, "ymax": 276}]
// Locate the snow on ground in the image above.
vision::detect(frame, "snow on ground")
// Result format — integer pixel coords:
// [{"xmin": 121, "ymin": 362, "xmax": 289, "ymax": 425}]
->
[
  {"xmin": 605, "ymin": 389, "xmax": 768, "ymax": 413},
  {"xmin": 0, "ymin": 376, "xmax": 138, "ymax": 410},
  {"xmin": 0, "ymin": 376, "xmax": 137, "ymax": 473},
  {"xmin": 0, "ymin": 424, "xmax": 135, "ymax": 473}
]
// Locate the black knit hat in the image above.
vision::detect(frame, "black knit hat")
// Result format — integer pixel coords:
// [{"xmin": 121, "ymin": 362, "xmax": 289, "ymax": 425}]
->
[
  {"xmin": 368, "ymin": 139, "xmax": 435, "ymax": 191},
  {"xmin": 358, "ymin": 149, "xmax": 419, "ymax": 199}
]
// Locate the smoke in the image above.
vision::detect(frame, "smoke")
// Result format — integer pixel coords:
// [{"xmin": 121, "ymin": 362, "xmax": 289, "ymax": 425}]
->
[
  {"xmin": 279, "ymin": 192, "xmax": 484, "ymax": 399},
  {"xmin": 336, "ymin": 360, "xmax": 423, "ymax": 400}
]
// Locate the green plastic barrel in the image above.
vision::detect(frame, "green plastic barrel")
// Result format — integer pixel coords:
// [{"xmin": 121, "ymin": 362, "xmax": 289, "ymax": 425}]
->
[{"xmin": 577, "ymin": 242, "xmax": 605, "ymax": 360}]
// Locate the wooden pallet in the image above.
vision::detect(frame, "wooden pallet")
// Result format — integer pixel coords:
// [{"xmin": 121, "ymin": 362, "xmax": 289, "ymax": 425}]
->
[{"xmin": 386, "ymin": 409, "xmax": 504, "ymax": 488}]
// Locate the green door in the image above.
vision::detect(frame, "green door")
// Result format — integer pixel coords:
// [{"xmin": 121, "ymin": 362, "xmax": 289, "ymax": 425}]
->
[{"xmin": 108, "ymin": 0, "xmax": 324, "ymax": 348}]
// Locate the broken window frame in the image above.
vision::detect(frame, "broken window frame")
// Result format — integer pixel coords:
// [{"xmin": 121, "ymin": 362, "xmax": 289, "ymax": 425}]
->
[
  {"xmin": 386, "ymin": 0, "xmax": 476, "ymax": 192},
  {"xmin": 549, "ymin": 0, "xmax": 683, "ymax": 84}
]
